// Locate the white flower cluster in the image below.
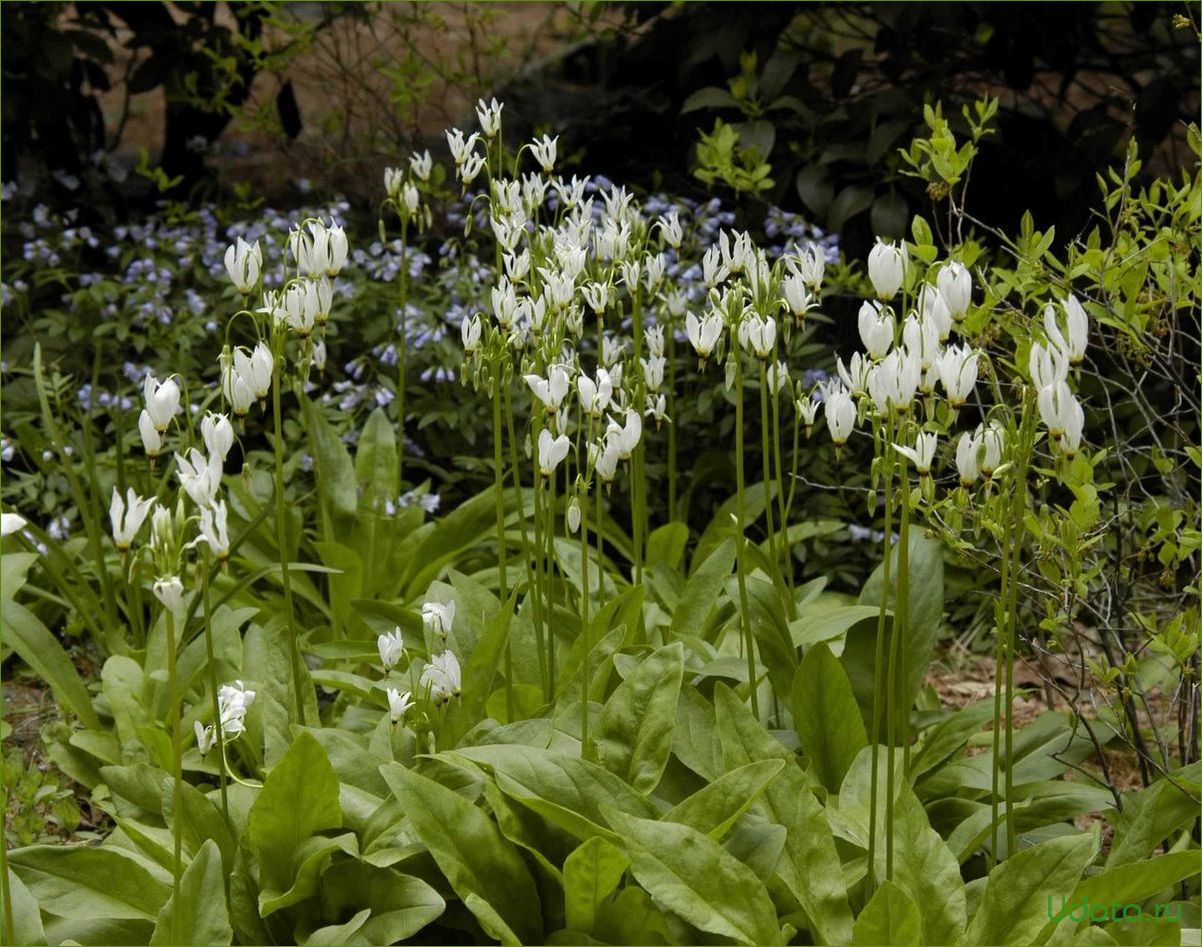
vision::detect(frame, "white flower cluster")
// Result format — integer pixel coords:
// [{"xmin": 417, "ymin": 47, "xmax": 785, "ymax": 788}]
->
[{"xmin": 195, "ymin": 680, "xmax": 256, "ymax": 755}]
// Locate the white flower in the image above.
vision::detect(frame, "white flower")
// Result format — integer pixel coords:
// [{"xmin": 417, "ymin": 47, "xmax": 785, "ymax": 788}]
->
[
  {"xmin": 701, "ymin": 245, "xmax": 729, "ymax": 287},
  {"xmin": 796, "ymin": 396, "xmax": 820, "ymax": 429},
  {"xmin": 1029, "ymin": 341, "xmax": 1068, "ymax": 389},
  {"xmin": 738, "ymin": 314, "xmax": 776, "ymax": 359},
  {"xmin": 1037, "ymin": 381, "xmax": 1078, "ymax": 439},
  {"xmin": 795, "ymin": 245, "xmax": 825, "ymax": 288},
  {"xmin": 504, "ymin": 249, "xmax": 531, "ymax": 282},
  {"xmin": 526, "ymin": 365, "xmax": 571, "ymax": 411},
  {"xmin": 641, "ymin": 355, "xmax": 666, "ymax": 390},
  {"xmin": 1059, "ymin": 397, "xmax": 1086, "ymax": 457},
  {"xmin": 867, "ymin": 347, "xmax": 921, "ymax": 416},
  {"xmin": 223, "ymin": 238, "xmax": 262, "ymax": 294},
  {"xmin": 781, "ymin": 272, "xmax": 817, "ymax": 319},
  {"xmin": 566, "ymin": 497, "xmax": 582, "ymax": 534},
  {"xmin": 1044, "ymin": 295, "xmax": 1089, "ymax": 365},
  {"xmin": 979, "ymin": 422, "xmax": 1005, "ymax": 477},
  {"xmin": 645, "ymin": 325, "xmax": 665, "ymax": 359},
  {"xmin": 537, "ymin": 429, "xmax": 570, "ymax": 477},
  {"xmin": 476, "ymin": 97, "xmax": 504, "ymax": 137},
  {"xmin": 400, "ymin": 182, "xmax": 421, "ymax": 216},
  {"xmin": 383, "ymin": 166, "xmax": 405, "ymax": 201},
  {"xmin": 110, "ymin": 487, "xmax": 155, "ymax": 551},
  {"xmin": 153, "ymin": 575, "xmax": 185, "ymax": 614},
  {"xmin": 197, "ymin": 500, "xmax": 230, "ymax": 561},
  {"xmin": 894, "ymin": 432, "xmax": 938, "ymax": 475},
  {"xmin": 1, "ymin": 512, "xmax": 28, "ymax": 537},
  {"xmin": 581, "ymin": 281, "xmax": 610, "ymax": 314},
  {"xmin": 918, "ymin": 283, "xmax": 953, "ymax": 343},
  {"xmin": 461, "ymin": 314, "xmax": 482, "ymax": 354},
  {"xmin": 387, "ymin": 688, "xmax": 415, "ymax": 723},
  {"xmin": 608, "ymin": 409, "xmax": 642, "ymax": 460},
  {"xmin": 409, "ymin": 149, "xmax": 433, "ymax": 181},
  {"xmin": 936, "ymin": 261, "xmax": 972, "ymax": 320},
  {"xmin": 143, "ymin": 373, "xmax": 180, "ymax": 432},
  {"xmin": 217, "ymin": 680, "xmax": 256, "ymax": 737},
  {"xmin": 936, "ymin": 344, "xmax": 979, "ymax": 407},
  {"xmin": 858, "ymin": 301, "xmax": 895, "ymax": 359},
  {"xmin": 422, "ymin": 600, "xmax": 456, "ymax": 639},
  {"xmin": 175, "ymin": 448, "xmax": 222, "ymax": 508},
  {"xmin": 222, "ymin": 359, "xmax": 256, "ymax": 418},
  {"xmin": 578, "ymin": 369, "xmax": 613, "ymax": 417},
  {"xmin": 195, "ymin": 721, "xmax": 216, "ymax": 755},
  {"xmin": 530, "ymin": 134, "xmax": 558, "ymax": 172},
  {"xmin": 248, "ymin": 342, "xmax": 274, "ymax": 399},
  {"xmin": 459, "ymin": 153, "xmax": 486, "ymax": 185},
  {"xmin": 766, "ymin": 360, "xmax": 790, "ymax": 394},
  {"xmin": 446, "ymin": 128, "xmax": 481, "ymax": 165},
  {"xmin": 378, "ymin": 627, "xmax": 405, "ymax": 668},
  {"xmin": 421, "ymin": 650, "xmax": 461, "ymax": 704},
  {"xmin": 902, "ymin": 313, "xmax": 941, "ymax": 373},
  {"xmin": 200, "ymin": 413, "xmax": 234, "ymax": 462},
  {"xmin": 645, "ymin": 392, "xmax": 668, "ymax": 425},
  {"xmin": 836, "ymin": 352, "xmax": 872, "ymax": 395},
  {"xmin": 281, "ymin": 280, "xmax": 319, "ymax": 337},
  {"xmin": 313, "ymin": 337, "xmax": 327, "ymax": 373},
  {"xmin": 956, "ymin": 431, "xmax": 981, "ymax": 486},
  {"xmin": 867, "ymin": 239, "xmax": 907, "ymax": 300},
  {"xmin": 491, "ymin": 278, "xmax": 519, "ymax": 327},
  {"xmin": 685, "ymin": 310, "xmax": 723, "ymax": 360},
  {"xmin": 823, "ymin": 384, "xmax": 857, "ymax": 445},
  {"xmin": 656, "ymin": 212, "xmax": 683, "ymax": 249},
  {"xmin": 592, "ymin": 437, "xmax": 620, "ymax": 483},
  {"xmin": 138, "ymin": 409, "xmax": 163, "ymax": 458}
]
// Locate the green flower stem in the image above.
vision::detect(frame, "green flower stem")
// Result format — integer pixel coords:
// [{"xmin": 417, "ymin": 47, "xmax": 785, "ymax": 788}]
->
[
  {"xmin": 784, "ymin": 401, "xmax": 802, "ymax": 528},
  {"xmin": 580, "ymin": 489, "xmax": 591, "ymax": 753},
  {"xmin": 164, "ymin": 606, "xmax": 184, "ymax": 945},
  {"xmin": 898, "ymin": 463, "xmax": 913, "ymax": 776},
  {"xmin": 396, "ymin": 217, "xmax": 410, "ymax": 493},
  {"xmin": 502, "ymin": 386, "xmax": 537, "ymax": 613},
  {"xmin": 886, "ymin": 445, "xmax": 911, "ymax": 882},
  {"xmin": 546, "ymin": 465, "xmax": 557, "ymax": 696},
  {"xmin": 530, "ymin": 416, "xmax": 549, "ymax": 701},
  {"xmin": 1, "ymin": 787, "xmax": 14, "ymax": 946},
  {"xmin": 733, "ymin": 355, "xmax": 760, "ymax": 721},
  {"xmin": 770, "ymin": 361, "xmax": 791, "ymax": 596},
  {"xmin": 990, "ymin": 509, "xmax": 1009, "ymax": 869},
  {"xmin": 867, "ymin": 421, "xmax": 895, "ymax": 894},
  {"xmin": 631, "ymin": 292, "xmax": 647, "ymax": 585},
  {"xmin": 199, "ymin": 554, "xmax": 229, "ymax": 821},
  {"xmin": 271, "ymin": 359, "xmax": 304, "ymax": 725},
  {"xmin": 491, "ymin": 363, "xmax": 515, "ymax": 722},
  {"xmin": 757, "ymin": 360, "xmax": 780, "ymax": 590},
  {"xmin": 667, "ymin": 328, "xmax": 678, "ymax": 519}
]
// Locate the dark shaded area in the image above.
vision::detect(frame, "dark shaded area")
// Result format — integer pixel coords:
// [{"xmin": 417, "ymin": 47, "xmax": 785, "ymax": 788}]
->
[{"xmin": 501, "ymin": 2, "xmax": 1199, "ymax": 256}]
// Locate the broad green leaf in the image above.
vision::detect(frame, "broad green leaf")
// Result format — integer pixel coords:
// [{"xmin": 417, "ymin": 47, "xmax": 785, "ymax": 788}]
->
[
  {"xmin": 963, "ymin": 832, "xmax": 1097, "ymax": 946},
  {"xmin": 404, "ymin": 487, "xmax": 501, "ymax": 597},
  {"xmin": 664, "ymin": 759, "xmax": 784, "ymax": 838},
  {"xmin": 1, "ymin": 552, "xmax": 37, "ymax": 603},
  {"xmin": 596, "ymin": 641, "xmax": 684, "ymax": 793},
  {"xmin": 260, "ymin": 833, "xmax": 358, "ymax": 916},
  {"xmin": 319, "ymin": 861, "xmax": 445, "ymax": 946},
  {"xmin": 380, "ymin": 762, "xmax": 541, "ymax": 944},
  {"xmin": 164, "ymin": 780, "xmax": 236, "ymax": 869},
  {"xmin": 9, "ymin": 844, "xmax": 170, "ymax": 921},
  {"xmin": 5, "ymin": 868, "xmax": 46, "ymax": 946},
  {"xmin": 1105, "ymin": 764, "xmax": 1200, "ymax": 868},
  {"xmin": 2, "ymin": 598, "xmax": 99, "ymax": 728},
  {"xmin": 303, "ymin": 396, "xmax": 357, "ymax": 533},
  {"xmin": 911, "ymin": 698, "xmax": 995, "ymax": 780},
  {"xmin": 447, "ymin": 590, "xmax": 514, "ymax": 743},
  {"xmin": 563, "ymin": 837, "xmax": 629, "ymax": 934},
  {"xmin": 247, "ymin": 731, "xmax": 342, "ymax": 908},
  {"xmin": 882, "ymin": 784, "xmax": 967, "ymax": 946},
  {"xmin": 99, "ymin": 763, "xmax": 168, "ymax": 814},
  {"xmin": 449, "ymin": 743, "xmax": 658, "ymax": 840},
  {"xmin": 673, "ymin": 684, "xmax": 722, "ymax": 781},
  {"xmin": 605, "ymin": 809, "xmax": 782, "ymax": 947},
  {"xmin": 645, "ymin": 522, "xmax": 689, "ymax": 571},
  {"xmin": 671, "ymin": 538, "xmax": 735, "ymax": 638},
  {"xmin": 149, "ymin": 839, "xmax": 232, "ymax": 946},
  {"xmin": 788, "ymin": 604, "xmax": 880, "ymax": 652},
  {"xmin": 843, "ymin": 532, "xmax": 944, "ymax": 731},
  {"xmin": 713, "ymin": 686, "xmax": 853, "ymax": 945},
  {"xmin": 304, "ymin": 908, "xmax": 371, "ymax": 946},
  {"xmin": 791, "ymin": 643, "xmax": 867, "ymax": 792},
  {"xmin": 355, "ymin": 407, "xmax": 397, "ymax": 504},
  {"xmin": 853, "ymin": 880, "xmax": 922, "ymax": 946}
]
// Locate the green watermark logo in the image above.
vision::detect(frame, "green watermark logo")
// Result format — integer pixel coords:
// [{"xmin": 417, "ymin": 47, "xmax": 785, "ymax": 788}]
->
[{"xmin": 1047, "ymin": 896, "xmax": 1181, "ymax": 925}]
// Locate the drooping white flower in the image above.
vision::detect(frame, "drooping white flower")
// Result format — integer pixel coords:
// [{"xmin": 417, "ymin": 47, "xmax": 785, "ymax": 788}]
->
[
  {"xmin": 476, "ymin": 97, "xmax": 504, "ymax": 137},
  {"xmin": 581, "ymin": 281, "xmax": 610, "ymax": 315},
  {"xmin": 979, "ymin": 422, "xmax": 1005, "ymax": 478},
  {"xmin": 110, "ymin": 487, "xmax": 155, "ymax": 551},
  {"xmin": 685, "ymin": 310, "xmax": 723, "ymax": 360},
  {"xmin": 796, "ymin": 396, "xmax": 821, "ymax": 431},
  {"xmin": 153, "ymin": 575, "xmax": 185, "ymax": 614},
  {"xmin": 894, "ymin": 431, "xmax": 938, "ymax": 476},
  {"xmin": 738, "ymin": 314, "xmax": 777, "ymax": 359},
  {"xmin": 1, "ymin": 512, "xmax": 28, "ymax": 537},
  {"xmin": 387, "ymin": 688, "xmax": 415, "ymax": 723},
  {"xmin": 445, "ymin": 128, "xmax": 481, "ymax": 166},
  {"xmin": 526, "ymin": 365, "xmax": 571, "ymax": 412},
  {"xmin": 200, "ymin": 413, "xmax": 235, "ymax": 462},
  {"xmin": 422, "ymin": 599, "xmax": 456, "ymax": 639},
  {"xmin": 566, "ymin": 497, "xmax": 582, "ymax": 534},
  {"xmin": 781, "ymin": 272, "xmax": 817, "ymax": 320},
  {"xmin": 143, "ymin": 374, "xmax": 180, "ymax": 432},
  {"xmin": 858, "ymin": 301, "xmax": 895, "ymax": 359},
  {"xmin": 175, "ymin": 448, "xmax": 223, "ymax": 509},
  {"xmin": 217, "ymin": 680, "xmax": 256, "ymax": 737},
  {"xmin": 537, "ymin": 429, "xmax": 570, "ymax": 477},
  {"xmin": 836, "ymin": 352, "xmax": 873, "ymax": 396},
  {"xmin": 197, "ymin": 500, "xmax": 230, "ymax": 561},
  {"xmin": 377, "ymin": 627, "xmax": 404, "ymax": 669},
  {"xmin": 822, "ymin": 383, "xmax": 857, "ymax": 445},
  {"xmin": 312, "ymin": 337, "xmax": 327, "ymax": 373},
  {"xmin": 645, "ymin": 393, "xmax": 668, "ymax": 426},
  {"xmin": 223, "ymin": 238, "xmax": 262, "ymax": 295},
  {"xmin": 409, "ymin": 149, "xmax": 433, "ymax": 181},
  {"xmin": 578, "ymin": 368, "xmax": 614, "ymax": 418},
  {"xmin": 867, "ymin": 347, "xmax": 922, "ymax": 416},
  {"xmin": 936, "ymin": 261, "xmax": 972, "ymax": 321},
  {"xmin": 795, "ymin": 245, "xmax": 826, "ymax": 289},
  {"xmin": 608, "ymin": 409, "xmax": 642, "ymax": 460},
  {"xmin": 956, "ymin": 430, "xmax": 982, "ymax": 487},
  {"xmin": 918, "ymin": 282, "xmax": 953, "ymax": 342},
  {"xmin": 530, "ymin": 134, "xmax": 558, "ymax": 173},
  {"xmin": 902, "ymin": 312, "xmax": 941, "ymax": 373},
  {"xmin": 641, "ymin": 354, "xmax": 667, "ymax": 390},
  {"xmin": 280, "ymin": 280, "xmax": 319, "ymax": 337},
  {"xmin": 591, "ymin": 437, "xmax": 621, "ymax": 483},
  {"xmin": 867, "ymin": 239, "xmax": 907, "ymax": 300},
  {"xmin": 936, "ymin": 345, "xmax": 979, "ymax": 408},
  {"xmin": 421, "ymin": 650, "xmax": 461, "ymax": 704},
  {"xmin": 1059, "ymin": 397, "xmax": 1086, "ymax": 458},
  {"xmin": 1044, "ymin": 295, "xmax": 1089, "ymax": 365},
  {"xmin": 222, "ymin": 359, "xmax": 256, "ymax": 418},
  {"xmin": 461, "ymin": 314, "xmax": 482, "ymax": 354},
  {"xmin": 138, "ymin": 409, "xmax": 163, "ymax": 458},
  {"xmin": 195, "ymin": 721, "xmax": 216, "ymax": 755},
  {"xmin": 656, "ymin": 212, "xmax": 683, "ymax": 249},
  {"xmin": 1028, "ymin": 340, "xmax": 1068, "ymax": 389},
  {"xmin": 1037, "ymin": 380, "xmax": 1079, "ymax": 439}
]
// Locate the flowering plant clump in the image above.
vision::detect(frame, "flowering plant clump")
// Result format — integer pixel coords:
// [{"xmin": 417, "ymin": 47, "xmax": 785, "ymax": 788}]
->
[{"xmin": 0, "ymin": 95, "xmax": 1196, "ymax": 947}]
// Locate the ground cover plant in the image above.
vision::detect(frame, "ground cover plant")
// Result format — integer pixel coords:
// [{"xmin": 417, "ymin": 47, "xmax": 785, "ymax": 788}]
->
[{"xmin": 1, "ymin": 87, "xmax": 1199, "ymax": 947}]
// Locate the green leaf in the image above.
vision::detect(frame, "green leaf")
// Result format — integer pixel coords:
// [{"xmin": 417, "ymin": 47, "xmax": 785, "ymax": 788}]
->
[
  {"xmin": 355, "ymin": 407, "xmax": 397, "ymax": 504},
  {"xmin": 380, "ymin": 762, "xmax": 541, "ymax": 944},
  {"xmin": 9, "ymin": 844, "xmax": 170, "ymax": 921},
  {"xmin": 449, "ymin": 744, "xmax": 658, "ymax": 841},
  {"xmin": 605, "ymin": 809, "xmax": 782, "ymax": 946},
  {"xmin": 964, "ymin": 832, "xmax": 1097, "ymax": 946},
  {"xmin": 791, "ymin": 643, "xmax": 867, "ymax": 792},
  {"xmin": 596, "ymin": 641, "xmax": 684, "ymax": 793},
  {"xmin": 827, "ymin": 184, "xmax": 876, "ymax": 232},
  {"xmin": 681, "ymin": 86, "xmax": 741, "ymax": 113},
  {"xmin": 713, "ymin": 686, "xmax": 853, "ymax": 945},
  {"xmin": 5, "ymin": 868, "xmax": 46, "ymax": 946},
  {"xmin": 789, "ymin": 604, "xmax": 880, "ymax": 651},
  {"xmin": 853, "ymin": 880, "xmax": 922, "ymax": 946},
  {"xmin": 446, "ymin": 590, "xmax": 514, "ymax": 743},
  {"xmin": 2, "ymin": 598, "xmax": 99, "ymax": 728},
  {"xmin": 318, "ymin": 862, "xmax": 445, "ymax": 945},
  {"xmin": 664, "ymin": 759, "xmax": 784, "ymax": 838},
  {"xmin": 247, "ymin": 731, "xmax": 342, "ymax": 909},
  {"xmin": 645, "ymin": 522, "xmax": 689, "ymax": 571},
  {"xmin": 404, "ymin": 487, "xmax": 501, "ymax": 597},
  {"xmin": 304, "ymin": 908, "xmax": 371, "ymax": 946},
  {"xmin": 671, "ymin": 538, "xmax": 735, "ymax": 639},
  {"xmin": 149, "ymin": 840, "xmax": 232, "ymax": 946},
  {"xmin": 563, "ymin": 837, "xmax": 629, "ymax": 934},
  {"xmin": 304, "ymin": 397, "xmax": 358, "ymax": 533},
  {"xmin": 1105, "ymin": 764, "xmax": 1200, "ymax": 868}
]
